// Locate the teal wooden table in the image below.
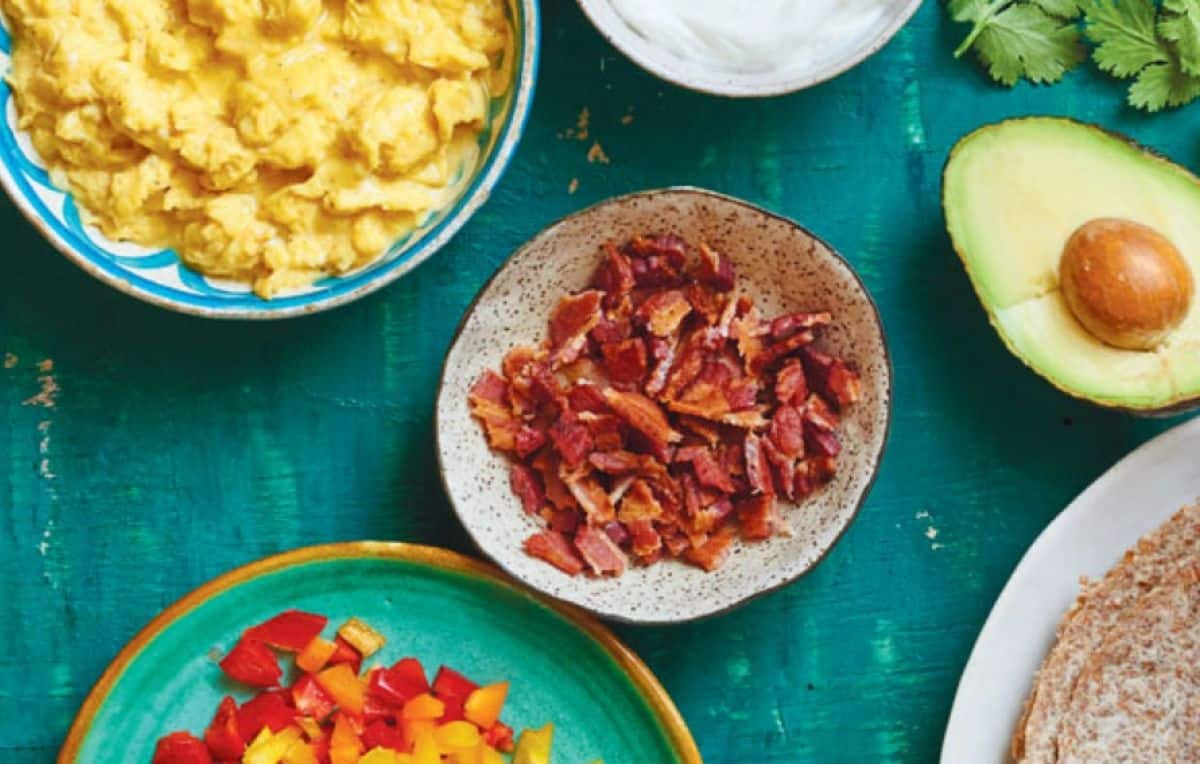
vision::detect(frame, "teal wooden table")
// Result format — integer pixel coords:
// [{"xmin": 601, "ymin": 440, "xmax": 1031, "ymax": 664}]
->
[{"xmin": 2, "ymin": 3, "xmax": 1196, "ymax": 761}]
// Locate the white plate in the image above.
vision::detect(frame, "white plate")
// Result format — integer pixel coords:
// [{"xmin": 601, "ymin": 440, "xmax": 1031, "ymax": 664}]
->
[{"xmin": 941, "ymin": 416, "xmax": 1200, "ymax": 763}]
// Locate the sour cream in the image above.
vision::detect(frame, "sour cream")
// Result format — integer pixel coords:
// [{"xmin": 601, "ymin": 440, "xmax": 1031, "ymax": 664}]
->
[{"xmin": 608, "ymin": 0, "xmax": 893, "ymax": 75}]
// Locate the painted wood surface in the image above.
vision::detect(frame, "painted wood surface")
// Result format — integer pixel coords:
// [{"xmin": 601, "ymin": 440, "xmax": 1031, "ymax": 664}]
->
[{"xmin": 1, "ymin": 2, "xmax": 1195, "ymax": 761}]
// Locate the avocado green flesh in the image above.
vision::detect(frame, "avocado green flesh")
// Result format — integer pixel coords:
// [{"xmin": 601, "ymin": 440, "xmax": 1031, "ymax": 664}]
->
[{"xmin": 944, "ymin": 117, "xmax": 1200, "ymax": 410}]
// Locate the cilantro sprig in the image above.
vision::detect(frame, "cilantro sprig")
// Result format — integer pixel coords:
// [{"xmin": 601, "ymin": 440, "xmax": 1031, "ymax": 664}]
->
[{"xmin": 949, "ymin": 0, "xmax": 1200, "ymax": 112}]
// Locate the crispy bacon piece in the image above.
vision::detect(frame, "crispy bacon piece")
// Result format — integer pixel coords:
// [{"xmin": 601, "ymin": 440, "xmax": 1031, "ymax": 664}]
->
[
  {"xmin": 630, "ymin": 257, "xmax": 683, "ymax": 288},
  {"xmin": 548, "ymin": 412, "xmax": 593, "ymax": 468},
  {"xmin": 470, "ymin": 371, "xmax": 508, "ymax": 404},
  {"xmin": 730, "ymin": 305, "xmax": 766, "ymax": 373},
  {"xmin": 688, "ymin": 497, "xmax": 734, "ymax": 535},
  {"xmin": 718, "ymin": 408, "xmax": 769, "ymax": 431},
  {"xmin": 804, "ymin": 393, "xmax": 839, "ymax": 432},
  {"xmin": 644, "ymin": 338, "xmax": 676, "ymax": 397},
  {"xmin": 725, "ymin": 377, "xmax": 759, "ymax": 410},
  {"xmin": 525, "ymin": 531, "xmax": 584, "ymax": 576},
  {"xmin": 502, "ymin": 346, "xmax": 541, "ymax": 381},
  {"xmin": 761, "ymin": 437, "xmax": 796, "ymax": 501},
  {"xmin": 604, "ymin": 522, "xmax": 630, "ymax": 547},
  {"xmin": 591, "ymin": 313, "xmax": 631, "ymax": 345},
  {"xmin": 802, "ymin": 348, "xmax": 862, "ymax": 409},
  {"xmin": 667, "ymin": 382, "xmax": 730, "ymax": 421},
  {"xmin": 509, "ymin": 464, "xmax": 544, "ymax": 515},
  {"xmin": 684, "ymin": 525, "xmax": 738, "ymax": 571},
  {"xmin": 769, "ymin": 405, "xmax": 806, "ymax": 459},
  {"xmin": 626, "ymin": 518, "xmax": 662, "ymax": 558},
  {"xmin": 588, "ymin": 450, "xmax": 642, "ymax": 475},
  {"xmin": 514, "ymin": 426, "xmax": 547, "ymax": 459},
  {"xmin": 617, "ymin": 479, "xmax": 665, "ymax": 522},
  {"xmin": 532, "ymin": 452, "xmax": 576, "ymax": 511},
  {"xmin": 738, "ymin": 495, "xmax": 781, "ymax": 540},
  {"xmin": 565, "ymin": 473, "xmax": 615, "ymax": 525},
  {"xmin": 600, "ymin": 338, "xmax": 648, "ymax": 386},
  {"xmin": 634, "ymin": 290, "xmax": 692, "ymax": 337},
  {"xmin": 469, "ymin": 398, "xmax": 522, "ymax": 452},
  {"xmin": 549, "ymin": 291, "xmax": 603, "ymax": 367},
  {"xmin": 810, "ymin": 455, "xmax": 837, "ymax": 483},
  {"xmin": 577, "ymin": 411, "xmax": 623, "ymax": 451},
  {"xmin": 627, "ymin": 234, "xmax": 688, "ymax": 265},
  {"xmin": 751, "ymin": 330, "xmax": 816, "ymax": 374},
  {"xmin": 574, "ymin": 525, "xmax": 628, "ymax": 576},
  {"xmin": 567, "ymin": 383, "xmax": 609, "ymax": 414},
  {"xmin": 592, "ymin": 243, "xmax": 636, "ymax": 307},
  {"xmin": 770, "ymin": 311, "xmax": 832, "ymax": 340},
  {"xmin": 744, "ymin": 433, "xmax": 774, "ymax": 496},
  {"xmin": 775, "ymin": 359, "xmax": 808, "ymax": 405},
  {"xmin": 677, "ymin": 415, "xmax": 722, "ymax": 447},
  {"xmin": 676, "ymin": 447, "xmax": 736, "ymax": 494},
  {"xmin": 804, "ymin": 425, "xmax": 841, "ymax": 458},
  {"xmin": 685, "ymin": 283, "xmax": 723, "ymax": 325},
  {"xmin": 543, "ymin": 506, "xmax": 580, "ymax": 534},
  {"xmin": 662, "ymin": 335, "xmax": 705, "ymax": 400},
  {"xmin": 696, "ymin": 242, "xmax": 735, "ymax": 292},
  {"xmin": 602, "ymin": 389, "xmax": 682, "ymax": 452}
]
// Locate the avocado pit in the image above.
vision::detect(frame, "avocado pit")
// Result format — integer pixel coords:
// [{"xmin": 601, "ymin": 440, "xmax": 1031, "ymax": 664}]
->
[{"xmin": 1059, "ymin": 218, "xmax": 1194, "ymax": 351}]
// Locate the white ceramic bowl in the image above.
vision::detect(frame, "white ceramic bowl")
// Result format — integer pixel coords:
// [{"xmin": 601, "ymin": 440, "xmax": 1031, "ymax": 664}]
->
[
  {"xmin": 0, "ymin": 1, "xmax": 538, "ymax": 318},
  {"xmin": 436, "ymin": 187, "xmax": 893, "ymax": 623},
  {"xmin": 576, "ymin": 0, "xmax": 923, "ymax": 97}
]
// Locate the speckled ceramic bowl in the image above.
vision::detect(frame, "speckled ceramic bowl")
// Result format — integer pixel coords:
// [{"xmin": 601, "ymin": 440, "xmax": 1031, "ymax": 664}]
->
[
  {"xmin": 575, "ymin": 0, "xmax": 922, "ymax": 97},
  {"xmin": 436, "ymin": 187, "xmax": 892, "ymax": 623},
  {"xmin": 0, "ymin": 1, "xmax": 537, "ymax": 319}
]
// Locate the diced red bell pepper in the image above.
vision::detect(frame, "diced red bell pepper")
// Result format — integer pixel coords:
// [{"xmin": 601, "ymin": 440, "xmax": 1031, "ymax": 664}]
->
[
  {"xmin": 236, "ymin": 690, "xmax": 295, "ymax": 743},
  {"xmin": 360, "ymin": 719, "xmax": 407, "ymax": 751},
  {"xmin": 292, "ymin": 673, "xmax": 337, "ymax": 721},
  {"xmin": 219, "ymin": 638, "xmax": 281, "ymax": 688},
  {"xmin": 327, "ymin": 636, "xmax": 362, "ymax": 675},
  {"xmin": 362, "ymin": 693, "xmax": 395, "ymax": 724},
  {"xmin": 432, "ymin": 666, "xmax": 477, "ymax": 722},
  {"xmin": 244, "ymin": 610, "xmax": 328, "ymax": 652},
  {"xmin": 311, "ymin": 736, "xmax": 331, "ymax": 764},
  {"xmin": 368, "ymin": 657, "xmax": 430, "ymax": 707},
  {"xmin": 484, "ymin": 721, "xmax": 515, "ymax": 753},
  {"xmin": 152, "ymin": 731, "xmax": 213, "ymax": 764},
  {"xmin": 203, "ymin": 696, "xmax": 243, "ymax": 759}
]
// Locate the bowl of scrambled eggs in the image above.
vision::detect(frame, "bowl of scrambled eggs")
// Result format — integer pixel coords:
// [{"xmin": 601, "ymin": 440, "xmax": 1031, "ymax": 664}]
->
[{"xmin": 0, "ymin": 0, "xmax": 537, "ymax": 317}]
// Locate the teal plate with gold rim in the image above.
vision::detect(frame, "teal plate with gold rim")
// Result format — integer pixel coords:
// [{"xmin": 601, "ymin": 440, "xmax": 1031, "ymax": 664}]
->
[{"xmin": 60, "ymin": 543, "xmax": 699, "ymax": 763}]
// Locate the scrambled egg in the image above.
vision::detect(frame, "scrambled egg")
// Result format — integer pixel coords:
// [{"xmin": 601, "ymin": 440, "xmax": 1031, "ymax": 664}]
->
[{"xmin": 3, "ymin": 0, "xmax": 511, "ymax": 296}]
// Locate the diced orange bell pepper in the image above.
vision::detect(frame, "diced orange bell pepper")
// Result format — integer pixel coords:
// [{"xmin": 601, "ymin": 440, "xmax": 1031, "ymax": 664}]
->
[
  {"xmin": 316, "ymin": 664, "xmax": 365, "ymax": 716},
  {"xmin": 412, "ymin": 727, "xmax": 441, "ymax": 764},
  {"xmin": 329, "ymin": 713, "xmax": 363, "ymax": 764},
  {"xmin": 294, "ymin": 715, "xmax": 324, "ymax": 742},
  {"xmin": 463, "ymin": 683, "xmax": 508, "ymax": 729},
  {"xmin": 296, "ymin": 637, "xmax": 338, "ymax": 674},
  {"xmin": 401, "ymin": 692, "xmax": 445, "ymax": 721},
  {"xmin": 435, "ymin": 720, "xmax": 481, "ymax": 752},
  {"xmin": 401, "ymin": 719, "xmax": 436, "ymax": 752}
]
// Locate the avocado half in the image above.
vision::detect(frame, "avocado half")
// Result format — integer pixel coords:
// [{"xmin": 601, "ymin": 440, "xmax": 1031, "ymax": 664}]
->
[{"xmin": 943, "ymin": 117, "xmax": 1200, "ymax": 414}]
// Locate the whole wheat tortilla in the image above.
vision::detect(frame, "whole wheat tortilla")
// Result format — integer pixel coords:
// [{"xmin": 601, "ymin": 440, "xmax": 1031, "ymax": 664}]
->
[
  {"xmin": 1012, "ymin": 504, "xmax": 1200, "ymax": 762},
  {"xmin": 1055, "ymin": 567, "xmax": 1200, "ymax": 763}
]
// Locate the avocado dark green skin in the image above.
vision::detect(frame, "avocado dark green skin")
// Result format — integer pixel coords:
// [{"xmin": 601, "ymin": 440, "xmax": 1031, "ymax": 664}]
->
[{"xmin": 941, "ymin": 116, "xmax": 1200, "ymax": 418}]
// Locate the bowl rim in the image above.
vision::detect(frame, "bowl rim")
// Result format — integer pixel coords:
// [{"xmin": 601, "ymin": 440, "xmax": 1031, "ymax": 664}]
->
[
  {"xmin": 435, "ymin": 185, "xmax": 894, "ymax": 624},
  {"xmin": 574, "ymin": 0, "xmax": 924, "ymax": 98},
  {"xmin": 57, "ymin": 541, "xmax": 703, "ymax": 763},
  {"xmin": 0, "ymin": 0, "xmax": 540, "ymax": 320}
]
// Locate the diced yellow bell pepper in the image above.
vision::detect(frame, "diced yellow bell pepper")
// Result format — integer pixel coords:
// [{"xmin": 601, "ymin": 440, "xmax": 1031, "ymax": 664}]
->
[
  {"xmin": 401, "ymin": 719, "xmax": 436, "ymax": 752},
  {"xmin": 281, "ymin": 737, "xmax": 319, "ymax": 764},
  {"xmin": 446, "ymin": 743, "xmax": 505, "ymax": 764},
  {"xmin": 329, "ymin": 713, "xmax": 363, "ymax": 764},
  {"xmin": 434, "ymin": 720, "xmax": 481, "ymax": 752},
  {"xmin": 296, "ymin": 636, "xmax": 339, "ymax": 674},
  {"xmin": 359, "ymin": 748, "xmax": 401, "ymax": 764},
  {"xmin": 480, "ymin": 745, "xmax": 505, "ymax": 764},
  {"xmin": 295, "ymin": 716, "xmax": 324, "ymax": 742},
  {"xmin": 412, "ymin": 727, "xmax": 442, "ymax": 764},
  {"xmin": 401, "ymin": 692, "xmax": 445, "ymax": 720},
  {"xmin": 463, "ymin": 682, "xmax": 508, "ymax": 729},
  {"xmin": 244, "ymin": 725, "xmax": 303, "ymax": 764},
  {"xmin": 316, "ymin": 663, "xmax": 365, "ymax": 716},
  {"xmin": 337, "ymin": 617, "xmax": 387, "ymax": 658},
  {"xmin": 513, "ymin": 723, "xmax": 554, "ymax": 764}
]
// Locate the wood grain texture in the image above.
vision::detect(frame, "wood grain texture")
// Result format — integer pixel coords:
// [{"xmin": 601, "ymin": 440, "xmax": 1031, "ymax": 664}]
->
[{"xmin": 0, "ymin": 3, "xmax": 1193, "ymax": 761}]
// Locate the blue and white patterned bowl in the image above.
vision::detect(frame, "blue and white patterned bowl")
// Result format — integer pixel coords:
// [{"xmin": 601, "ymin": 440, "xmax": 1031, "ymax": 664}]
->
[{"xmin": 0, "ymin": 2, "xmax": 538, "ymax": 318}]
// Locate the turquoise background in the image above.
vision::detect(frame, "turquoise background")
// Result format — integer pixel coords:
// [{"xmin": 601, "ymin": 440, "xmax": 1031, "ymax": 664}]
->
[
  {"xmin": 0, "ymin": 2, "xmax": 1194, "ymax": 761},
  {"xmin": 74, "ymin": 554, "xmax": 681, "ymax": 763}
]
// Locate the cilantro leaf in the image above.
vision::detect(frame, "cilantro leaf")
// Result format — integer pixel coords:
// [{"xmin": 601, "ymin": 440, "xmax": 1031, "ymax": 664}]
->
[
  {"xmin": 1160, "ymin": 0, "xmax": 1200, "ymax": 76},
  {"xmin": 1084, "ymin": 0, "xmax": 1164, "ymax": 77},
  {"xmin": 1129, "ymin": 56, "xmax": 1200, "ymax": 110},
  {"xmin": 952, "ymin": 1, "xmax": 1087, "ymax": 86},
  {"xmin": 1033, "ymin": 0, "xmax": 1082, "ymax": 19}
]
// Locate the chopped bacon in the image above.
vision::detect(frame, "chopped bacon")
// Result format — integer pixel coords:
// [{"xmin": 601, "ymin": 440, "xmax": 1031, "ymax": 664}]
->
[
  {"xmin": 634, "ymin": 290, "xmax": 692, "ymax": 337},
  {"xmin": 548, "ymin": 412, "xmax": 593, "ymax": 468},
  {"xmin": 744, "ymin": 434, "xmax": 773, "ymax": 496},
  {"xmin": 695, "ymin": 242, "xmax": 735, "ymax": 292},
  {"xmin": 470, "ymin": 233, "xmax": 861, "ymax": 578},
  {"xmin": 802, "ymin": 348, "xmax": 862, "ymax": 409},
  {"xmin": 602, "ymin": 389, "xmax": 682, "ymax": 452},
  {"xmin": 684, "ymin": 525, "xmax": 738, "ymax": 571},
  {"xmin": 738, "ymin": 495, "xmax": 781, "ymax": 540},
  {"xmin": 574, "ymin": 526, "xmax": 628, "ymax": 576},
  {"xmin": 565, "ymin": 473, "xmax": 615, "ymax": 525},
  {"xmin": 509, "ymin": 464, "xmax": 544, "ymax": 515},
  {"xmin": 514, "ymin": 426, "xmax": 547, "ymax": 459},
  {"xmin": 769, "ymin": 405, "xmax": 806, "ymax": 459},
  {"xmin": 804, "ymin": 425, "xmax": 841, "ymax": 458},
  {"xmin": 470, "ymin": 371, "xmax": 508, "ymax": 405},
  {"xmin": 617, "ymin": 479, "xmax": 664, "ymax": 522},
  {"xmin": 804, "ymin": 393, "xmax": 839, "ymax": 432},
  {"xmin": 600, "ymin": 339, "xmax": 648, "ymax": 386},
  {"xmin": 525, "ymin": 531, "xmax": 584, "ymax": 576},
  {"xmin": 770, "ymin": 311, "xmax": 832, "ymax": 340},
  {"xmin": 775, "ymin": 360, "xmax": 808, "ymax": 405}
]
